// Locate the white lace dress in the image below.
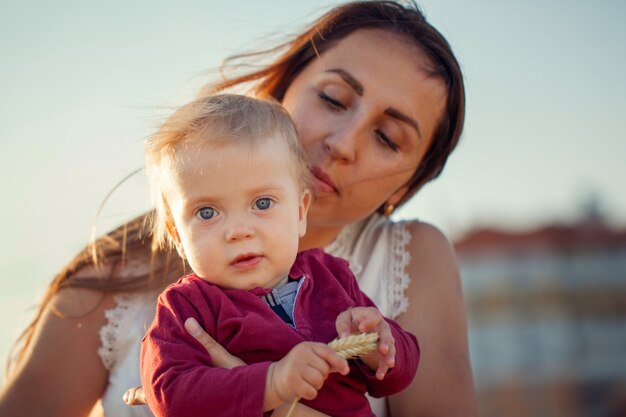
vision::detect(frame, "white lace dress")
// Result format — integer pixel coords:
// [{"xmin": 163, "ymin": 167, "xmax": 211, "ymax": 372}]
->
[{"xmin": 95, "ymin": 213, "xmax": 414, "ymax": 417}]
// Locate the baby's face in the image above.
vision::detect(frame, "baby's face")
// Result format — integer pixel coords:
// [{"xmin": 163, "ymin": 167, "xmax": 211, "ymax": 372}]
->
[{"xmin": 165, "ymin": 136, "xmax": 309, "ymax": 290}]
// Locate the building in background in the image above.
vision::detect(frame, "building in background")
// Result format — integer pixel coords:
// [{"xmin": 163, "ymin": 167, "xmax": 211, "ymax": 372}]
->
[{"xmin": 455, "ymin": 210, "xmax": 626, "ymax": 417}]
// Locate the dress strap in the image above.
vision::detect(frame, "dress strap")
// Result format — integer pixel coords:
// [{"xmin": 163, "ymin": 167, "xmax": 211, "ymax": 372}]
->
[
  {"xmin": 388, "ymin": 221, "xmax": 412, "ymax": 318},
  {"xmin": 98, "ymin": 293, "xmax": 134, "ymax": 370}
]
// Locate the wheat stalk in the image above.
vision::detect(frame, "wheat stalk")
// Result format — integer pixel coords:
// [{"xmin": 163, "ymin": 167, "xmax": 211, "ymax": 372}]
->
[
  {"xmin": 285, "ymin": 332, "xmax": 379, "ymax": 417},
  {"xmin": 328, "ymin": 332, "xmax": 379, "ymax": 359}
]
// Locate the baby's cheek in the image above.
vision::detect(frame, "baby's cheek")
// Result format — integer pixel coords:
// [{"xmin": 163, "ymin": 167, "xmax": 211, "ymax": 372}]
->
[{"xmin": 187, "ymin": 248, "xmax": 216, "ymax": 278}]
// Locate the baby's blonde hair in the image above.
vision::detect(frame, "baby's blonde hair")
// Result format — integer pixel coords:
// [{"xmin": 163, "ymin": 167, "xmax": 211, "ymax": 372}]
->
[{"xmin": 145, "ymin": 94, "xmax": 310, "ymax": 251}]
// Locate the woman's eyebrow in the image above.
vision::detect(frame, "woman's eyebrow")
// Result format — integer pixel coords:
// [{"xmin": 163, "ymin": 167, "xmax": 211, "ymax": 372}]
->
[{"xmin": 326, "ymin": 68, "xmax": 422, "ymax": 139}]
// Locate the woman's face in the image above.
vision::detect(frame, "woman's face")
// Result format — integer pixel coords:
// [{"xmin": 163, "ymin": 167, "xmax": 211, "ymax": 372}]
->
[{"xmin": 282, "ymin": 28, "xmax": 447, "ymax": 228}]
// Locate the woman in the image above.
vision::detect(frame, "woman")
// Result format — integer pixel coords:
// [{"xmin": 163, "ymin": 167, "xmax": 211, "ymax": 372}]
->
[{"xmin": 0, "ymin": 1, "xmax": 477, "ymax": 416}]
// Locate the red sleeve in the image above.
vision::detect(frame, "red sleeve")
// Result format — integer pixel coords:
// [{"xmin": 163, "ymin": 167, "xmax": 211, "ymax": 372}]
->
[
  {"xmin": 140, "ymin": 287, "xmax": 271, "ymax": 417},
  {"xmin": 332, "ymin": 254, "xmax": 420, "ymax": 397}
]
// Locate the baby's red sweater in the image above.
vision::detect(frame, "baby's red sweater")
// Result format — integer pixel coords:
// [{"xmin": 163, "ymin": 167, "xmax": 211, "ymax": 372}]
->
[{"xmin": 141, "ymin": 249, "xmax": 419, "ymax": 417}]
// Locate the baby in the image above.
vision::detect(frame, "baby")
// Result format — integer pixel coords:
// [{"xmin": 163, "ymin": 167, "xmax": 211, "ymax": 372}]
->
[{"xmin": 140, "ymin": 94, "xmax": 419, "ymax": 417}]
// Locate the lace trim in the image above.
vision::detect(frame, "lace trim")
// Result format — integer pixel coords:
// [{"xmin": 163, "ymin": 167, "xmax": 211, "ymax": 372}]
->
[
  {"xmin": 389, "ymin": 222, "xmax": 412, "ymax": 318},
  {"xmin": 97, "ymin": 293, "xmax": 134, "ymax": 371}
]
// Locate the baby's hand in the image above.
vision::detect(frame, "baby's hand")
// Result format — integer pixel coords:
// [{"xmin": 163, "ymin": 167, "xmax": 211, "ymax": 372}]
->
[
  {"xmin": 335, "ymin": 307, "xmax": 395, "ymax": 380},
  {"xmin": 265, "ymin": 342, "xmax": 349, "ymax": 408}
]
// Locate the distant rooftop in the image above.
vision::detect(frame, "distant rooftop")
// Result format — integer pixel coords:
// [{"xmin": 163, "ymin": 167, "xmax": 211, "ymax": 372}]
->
[{"xmin": 454, "ymin": 219, "xmax": 626, "ymax": 255}]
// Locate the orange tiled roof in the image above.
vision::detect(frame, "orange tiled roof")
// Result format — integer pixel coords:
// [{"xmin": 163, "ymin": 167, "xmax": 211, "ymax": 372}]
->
[{"xmin": 454, "ymin": 220, "xmax": 626, "ymax": 254}]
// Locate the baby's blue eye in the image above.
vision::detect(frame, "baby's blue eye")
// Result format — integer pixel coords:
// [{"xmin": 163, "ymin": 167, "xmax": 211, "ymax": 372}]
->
[
  {"xmin": 197, "ymin": 207, "xmax": 216, "ymax": 220},
  {"xmin": 255, "ymin": 198, "xmax": 272, "ymax": 210}
]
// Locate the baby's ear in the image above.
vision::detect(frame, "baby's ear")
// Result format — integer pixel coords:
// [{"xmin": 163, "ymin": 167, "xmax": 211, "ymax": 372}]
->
[
  {"xmin": 166, "ymin": 221, "xmax": 186, "ymax": 259},
  {"xmin": 299, "ymin": 189, "xmax": 311, "ymax": 237}
]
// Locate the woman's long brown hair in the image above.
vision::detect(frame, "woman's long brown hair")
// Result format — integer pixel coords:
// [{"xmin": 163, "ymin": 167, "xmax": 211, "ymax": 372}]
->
[{"xmin": 8, "ymin": 0, "xmax": 465, "ymax": 375}]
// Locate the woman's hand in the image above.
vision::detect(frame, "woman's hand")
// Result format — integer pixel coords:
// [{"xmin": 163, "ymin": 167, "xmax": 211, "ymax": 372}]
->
[
  {"xmin": 125, "ymin": 316, "xmax": 246, "ymax": 406},
  {"xmin": 184, "ymin": 317, "xmax": 245, "ymax": 368},
  {"xmin": 335, "ymin": 307, "xmax": 395, "ymax": 380}
]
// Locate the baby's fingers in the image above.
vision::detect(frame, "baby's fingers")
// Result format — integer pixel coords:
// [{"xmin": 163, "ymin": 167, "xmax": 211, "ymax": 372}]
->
[
  {"xmin": 376, "ymin": 341, "xmax": 396, "ymax": 379},
  {"xmin": 376, "ymin": 324, "xmax": 396, "ymax": 379},
  {"xmin": 377, "ymin": 322, "xmax": 395, "ymax": 356},
  {"xmin": 313, "ymin": 344, "xmax": 350, "ymax": 376},
  {"xmin": 352, "ymin": 308, "xmax": 383, "ymax": 333},
  {"xmin": 335, "ymin": 309, "xmax": 355, "ymax": 338}
]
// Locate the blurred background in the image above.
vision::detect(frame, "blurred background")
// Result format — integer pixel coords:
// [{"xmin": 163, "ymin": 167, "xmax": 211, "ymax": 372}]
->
[{"xmin": 1, "ymin": 1, "xmax": 625, "ymax": 415}]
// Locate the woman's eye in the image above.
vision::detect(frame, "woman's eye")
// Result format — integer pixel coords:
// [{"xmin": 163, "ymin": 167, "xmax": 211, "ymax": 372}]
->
[
  {"xmin": 376, "ymin": 130, "xmax": 399, "ymax": 152},
  {"xmin": 319, "ymin": 92, "xmax": 346, "ymax": 110},
  {"xmin": 196, "ymin": 206, "xmax": 216, "ymax": 220},
  {"xmin": 255, "ymin": 198, "xmax": 273, "ymax": 211}
]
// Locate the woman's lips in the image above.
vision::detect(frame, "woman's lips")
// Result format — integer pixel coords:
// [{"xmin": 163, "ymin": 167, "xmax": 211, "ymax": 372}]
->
[
  {"xmin": 310, "ymin": 166, "xmax": 338, "ymax": 194},
  {"xmin": 230, "ymin": 254, "xmax": 263, "ymax": 271}
]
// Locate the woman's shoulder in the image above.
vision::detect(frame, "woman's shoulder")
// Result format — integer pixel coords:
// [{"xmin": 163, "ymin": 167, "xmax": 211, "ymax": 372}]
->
[
  {"xmin": 348, "ymin": 215, "xmax": 450, "ymax": 263},
  {"xmin": 53, "ymin": 263, "xmax": 118, "ymax": 318},
  {"xmin": 401, "ymin": 220, "xmax": 455, "ymax": 254},
  {"xmin": 401, "ymin": 220, "xmax": 458, "ymax": 270},
  {"xmin": 398, "ymin": 220, "xmax": 462, "ymax": 317},
  {"xmin": 368, "ymin": 215, "xmax": 449, "ymax": 242},
  {"xmin": 384, "ymin": 219, "xmax": 460, "ymax": 318},
  {"xmin": 55, "ymin": 262, "xmax": 163, "ymax": 366},
  {"xmin": 352, "ymin": 213, "xmax": 434, "ymax": 241}
]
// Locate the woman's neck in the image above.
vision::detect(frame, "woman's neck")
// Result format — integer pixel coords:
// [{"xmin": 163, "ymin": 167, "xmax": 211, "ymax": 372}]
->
[{"xmin": 299, "ymin": 224, "xmax": 345, "ymax": 251}]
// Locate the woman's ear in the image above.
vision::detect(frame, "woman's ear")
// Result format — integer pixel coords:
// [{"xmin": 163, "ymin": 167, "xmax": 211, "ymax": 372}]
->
[
  {"xmin": 166, "ymin": 221, "xmax": 186, "ymax": 259},
  {"xmin": 298, "ymin": 189, "xmax": 311, "ymax": 237}
]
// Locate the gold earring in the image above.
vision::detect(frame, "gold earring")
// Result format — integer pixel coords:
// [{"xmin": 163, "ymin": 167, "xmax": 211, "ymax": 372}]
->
[{"xmin": 384, "ymin": 203, "xmax": 395, "ymax": 217}]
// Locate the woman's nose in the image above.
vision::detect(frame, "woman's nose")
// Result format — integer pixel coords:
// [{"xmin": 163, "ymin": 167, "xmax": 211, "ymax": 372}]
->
[
  {"xmin": 323, "ymin": 123, "xmax": 360, "ymax": 163},
  {"xmin": 224, "ymin": 221, "xmax": 255, "ymax": 242}
]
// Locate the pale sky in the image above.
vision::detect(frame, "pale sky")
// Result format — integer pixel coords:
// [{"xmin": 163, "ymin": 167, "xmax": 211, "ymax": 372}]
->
[{"xmin": 1, "ymin": 0, "xmax": 625, "ymax": 376}]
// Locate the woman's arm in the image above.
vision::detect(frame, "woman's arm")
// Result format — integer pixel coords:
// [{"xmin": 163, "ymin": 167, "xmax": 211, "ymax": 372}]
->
[
  {"xmin": 387, "ymin": 222, "xmax": 478, "ymax": 417},
  {"xmin": 0, "ymin": 285, "xmax": 116, "ymax": 417}
]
